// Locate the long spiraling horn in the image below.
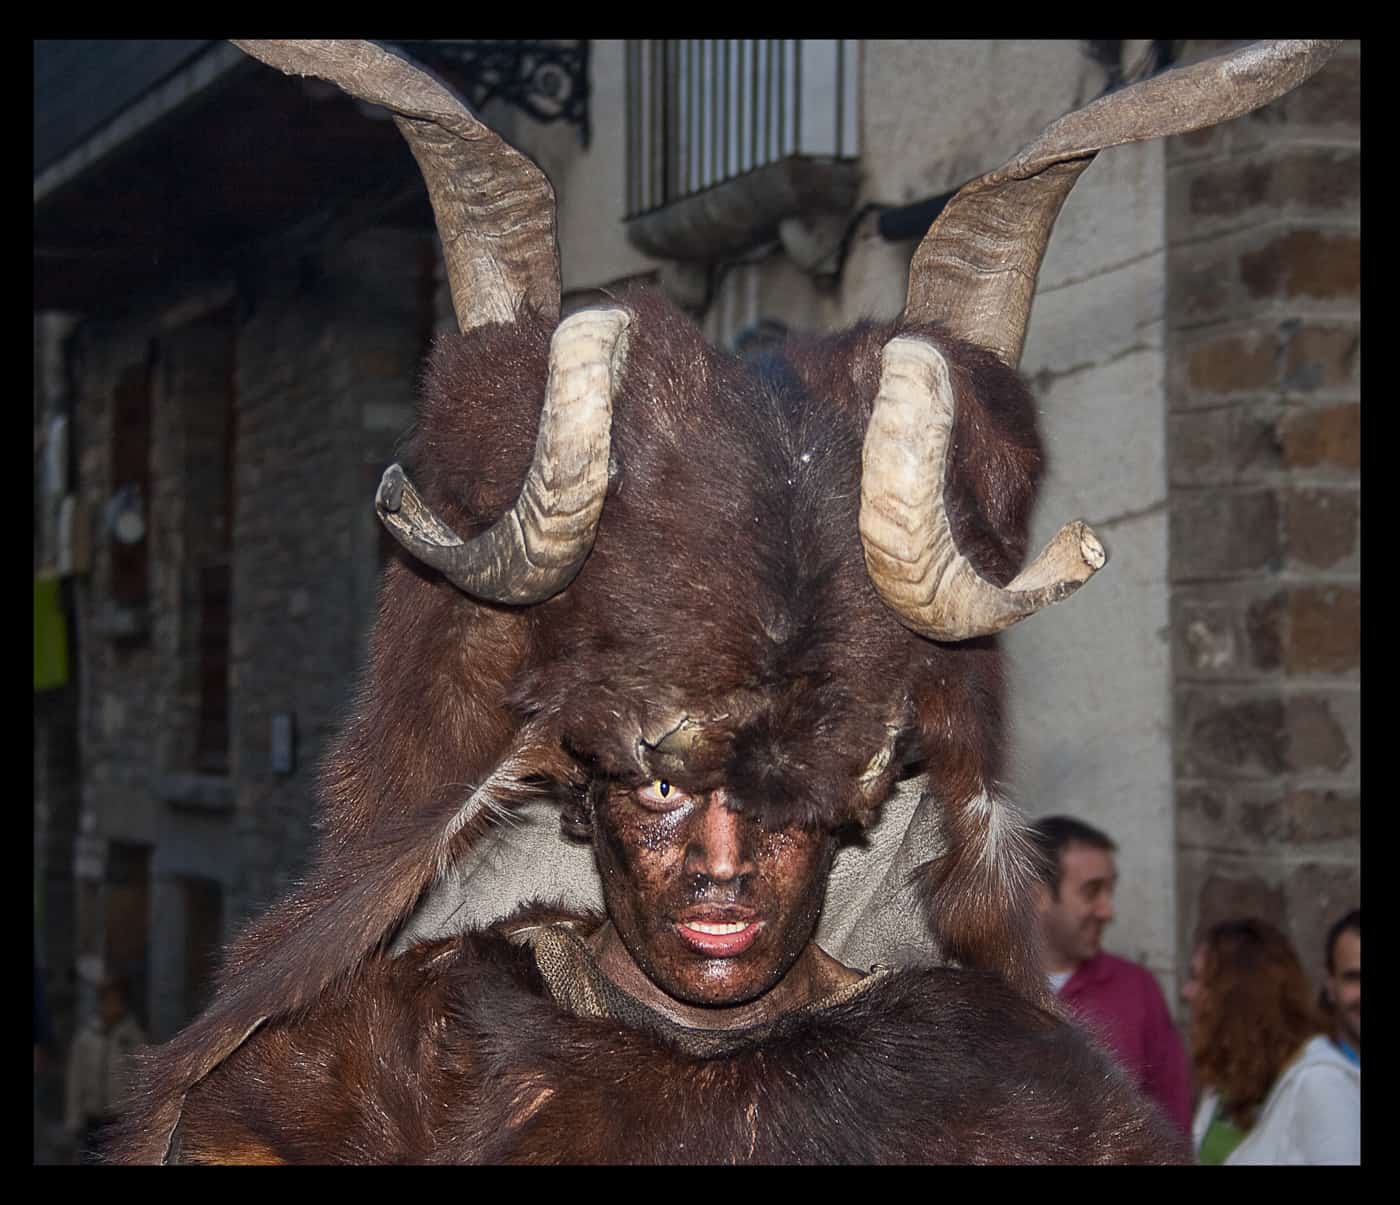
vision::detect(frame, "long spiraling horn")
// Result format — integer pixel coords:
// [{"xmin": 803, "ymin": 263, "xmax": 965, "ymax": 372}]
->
[
  {"xmin": 231, "ymin": 39, "xmax": 560, "ymax": 332},
  {"xmin": 377, "ymin": 306, "xmax": 630, "ymax": 604},
  {"xmin": 865, "ymin": 39, "xmax": 1340, "ymax": 642},
  {"xmin": 904, "ymin": 39, "xmax": 1340, "ymax": 368},
  {"xmin": 233, "ymin": 41, "xmax": 621, "ymax": 602}
]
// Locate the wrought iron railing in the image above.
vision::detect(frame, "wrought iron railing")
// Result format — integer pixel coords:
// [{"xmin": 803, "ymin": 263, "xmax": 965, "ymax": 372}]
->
[
  {"xmin": 403, "ymin": 40, "xmax": 592, "ymax": 145},
  {"xmin": 625, "ymin": 39, "xmax": 859, "ymax": 219}
]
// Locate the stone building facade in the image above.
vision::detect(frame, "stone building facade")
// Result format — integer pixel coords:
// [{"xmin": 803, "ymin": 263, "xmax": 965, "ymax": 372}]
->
[
  {"xmin": 33, "ymin": 40, "xmax": 1358, "ymax": 1073},
  {"xmin": 1164, "ymin": 40, "xmax": 1360, "ymax": 984},
  {"xmin": 42, "ymin": 227, "xmax": 433, "ymax": 1041}
]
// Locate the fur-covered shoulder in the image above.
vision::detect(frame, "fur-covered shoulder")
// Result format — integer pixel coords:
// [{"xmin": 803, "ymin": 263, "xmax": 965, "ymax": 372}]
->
[
  {"xmin": 438, "ymin": 957, "xmax": 1189, "ymax": 1164},
  {"xmin": 119, "ymin": 914, "xmax": 1186, "ymax": 1164},
  {"xmin": 131, "ymin": 919, "xmax": 550, "ymax": 1165}
]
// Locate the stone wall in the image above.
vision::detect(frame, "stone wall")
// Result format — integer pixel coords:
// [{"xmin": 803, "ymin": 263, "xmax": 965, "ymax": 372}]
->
[
  {"xmin": 146, "ymin": 307, "xmax": 240, "ymax": 1037},
  {"xmin": 1166, "ymin": 40, "xmax": 1360, "ymax": 987},
  {"xmin": 230, "ymin": 226, "xmax": 431, "ymax": 925},
  {"xmin": 34, "ymin": 313, "xmax": 82, "ymax": 1111},
  {"xmin": 1008, "ymin": 133, "xmax": 1176, "ymax": 992},
  {"xmin": 67, "ymin": 311, "xmax": 227, "ymax": 1036},
  {"xmin": 61, "ymin": 224, "xmax": 431, "ymax": 1039},
  {"xmin": 71, "ymin": 318, "xmax": 165, "ymax": 1019}
]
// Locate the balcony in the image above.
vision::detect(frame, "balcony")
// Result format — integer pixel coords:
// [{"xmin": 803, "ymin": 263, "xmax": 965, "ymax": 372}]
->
[{"xmin": 624, "ymin": 39, "xmax": 861, "ymax": 263}]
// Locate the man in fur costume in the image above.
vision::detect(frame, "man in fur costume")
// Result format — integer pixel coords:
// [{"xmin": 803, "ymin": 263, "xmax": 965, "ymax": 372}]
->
[{"xmin": 106, "ymin": 39, "xmax": 1337, "ymax": 1165}]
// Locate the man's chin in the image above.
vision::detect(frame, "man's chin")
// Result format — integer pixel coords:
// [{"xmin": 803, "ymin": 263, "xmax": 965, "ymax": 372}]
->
[{"xmin": 663, "ymin": 963, "xmax": 776, "ymax": 1010}]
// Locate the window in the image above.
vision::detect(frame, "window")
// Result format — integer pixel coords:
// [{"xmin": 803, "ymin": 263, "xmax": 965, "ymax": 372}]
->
[
  {"xmin": 178, "ymin": 308, "xmax": 237, "ymax": 776},
  {"xmin": 195, "ymin": 563, "xmax": 231, "ymax": 774},
  {"xmin": 626, "ymin": 39, "xmax": 860, "ymax": 218},
  {"xmin": 104, "ymin": 841, "xmax": 151, "ymax": 1028},
  {"xmin": 178, "ymin": 874, "xmax": 224, "ymax": 1023}
]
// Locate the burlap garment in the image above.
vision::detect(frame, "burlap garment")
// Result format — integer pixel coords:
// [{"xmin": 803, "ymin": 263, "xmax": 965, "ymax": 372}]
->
[{"xmin": 393, "ymin": 772, "xmax": 946, "ymax": 973}]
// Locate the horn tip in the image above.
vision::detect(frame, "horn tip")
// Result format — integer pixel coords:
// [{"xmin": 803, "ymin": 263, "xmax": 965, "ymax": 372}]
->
[
  {"xmin": 1072, "ymin": 521, "xmax": 1107, "ymax": 574},
  {"xmin": 376, "ymin": 463, "xmax": 407, "ymax": 514}
]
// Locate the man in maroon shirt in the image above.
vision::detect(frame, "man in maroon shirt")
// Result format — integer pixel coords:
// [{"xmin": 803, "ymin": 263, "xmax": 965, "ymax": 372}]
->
[{"xmin": 1028, "ymin": 816, "xmax": 1193, "ymax": 1139}]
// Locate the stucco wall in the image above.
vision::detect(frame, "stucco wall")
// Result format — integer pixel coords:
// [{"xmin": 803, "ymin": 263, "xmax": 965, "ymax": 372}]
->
[
  {"xmin": 862, "ymin": 41, "xmax": 1177, "ymax": 992},
  {"xmin": 1009, "ymin": 139, "xmax": 1175, "ymax": 993},
  {"xmin": 485, "ymin": 40, "xmax": 662, "ymax": 297}
]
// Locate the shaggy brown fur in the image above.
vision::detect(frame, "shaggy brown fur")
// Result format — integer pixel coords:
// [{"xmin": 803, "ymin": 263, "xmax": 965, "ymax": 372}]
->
[
  {"xmin": 161, "ymin": 907, "xmax": 1186, "ymax": 1165},
  {"xmin": 107, "ymin": 285, "xmax": 1063, "ymax": 1163}
]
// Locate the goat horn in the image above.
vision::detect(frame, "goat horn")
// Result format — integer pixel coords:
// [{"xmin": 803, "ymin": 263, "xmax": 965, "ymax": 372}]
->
[
  {"xmin": 870, "ymin": 40, "xmax": 1340, "ymax": 641},
  {"xmin": 231, "ymin": 39, "xmax": 560, "ymax": 332},
  {"xmin": 904, "ymin": 39, "xmax": 1340, "ymax": 369},
  {"xmin": 377, "ymin": 306, "xmax": 629, "ymax": 604},
  {"xmin": 861, "ymin": 337, "xmax": 1105, "ymax": 640}
]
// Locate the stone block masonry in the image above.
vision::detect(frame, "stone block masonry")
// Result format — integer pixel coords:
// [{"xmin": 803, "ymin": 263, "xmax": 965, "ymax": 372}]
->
[
  {"xmin": 229, "ymin": 226, "xmax": 434, "ymax": 927},
  {"xmin": 63, "ymin": 224, "xmax": 434, "ymax": 1039},
  {"xmin": 1166, "ymin": 40, "xmax": 1359, "ymax": 990}
]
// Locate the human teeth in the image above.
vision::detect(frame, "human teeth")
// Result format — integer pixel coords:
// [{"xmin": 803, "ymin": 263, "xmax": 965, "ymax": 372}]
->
[{"xmin": 686, "ymin": 921, "xmax": 750, "ymax": 935}]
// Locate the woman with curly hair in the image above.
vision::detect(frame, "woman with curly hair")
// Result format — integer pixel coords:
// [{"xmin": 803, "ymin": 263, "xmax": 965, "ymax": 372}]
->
[{"xmin": 1183, "ymin": 918, "xmax": 1359, "ymax": 1164}]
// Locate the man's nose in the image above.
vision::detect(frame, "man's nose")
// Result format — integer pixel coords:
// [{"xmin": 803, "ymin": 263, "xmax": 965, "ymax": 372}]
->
[
  {"xmin": 1096, "ymin": 892, "xmax": 1115, "ymax": 922},
  {"xmin": 686, "ymin": 793, "xmax": 756, "ymax": 883}
]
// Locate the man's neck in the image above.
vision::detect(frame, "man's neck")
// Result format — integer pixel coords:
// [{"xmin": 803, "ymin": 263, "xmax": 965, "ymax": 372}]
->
[
  {"xmin": 1042, "ymin": 952, "xmax": 1084, "ymax": 977},
  {"xmin": 586, "ymin": 921, "xmax": 861, "ymax": 1032}
]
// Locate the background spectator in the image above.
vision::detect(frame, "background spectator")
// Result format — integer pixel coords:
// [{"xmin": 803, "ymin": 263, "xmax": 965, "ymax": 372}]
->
[
  {"xmin": 64, "ymin": 975, "xmax": 146, "ymax": 1164},
  {"xmin": 1027, "ymin": 815, "xmax": 1193, "ymax": 1139},
  {"xmin": 1320, "ymin": 909, "xmax": 1360, "ymax": 1066},
  {"xmin": 1184, "ymin": 917, "xmax": 1359, "ymax": 1165}
]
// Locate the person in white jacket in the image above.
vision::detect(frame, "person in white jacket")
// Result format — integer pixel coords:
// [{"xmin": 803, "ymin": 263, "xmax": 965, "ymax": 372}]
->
[{"xmin": 1183, "ymin": 918, "xmax": 1360, "ymax": 1165}]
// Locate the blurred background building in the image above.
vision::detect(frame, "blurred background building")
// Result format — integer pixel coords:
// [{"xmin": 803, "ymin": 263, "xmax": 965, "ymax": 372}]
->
[{"xmin": 33, "ymin": 37, "xmax": 1359, "ymax": 1155}]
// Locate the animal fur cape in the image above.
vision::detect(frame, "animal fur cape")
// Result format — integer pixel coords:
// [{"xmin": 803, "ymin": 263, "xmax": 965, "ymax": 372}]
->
[{"xmin": 154, "ymin": 904, "xmax": 1188, "ymax": 1165}]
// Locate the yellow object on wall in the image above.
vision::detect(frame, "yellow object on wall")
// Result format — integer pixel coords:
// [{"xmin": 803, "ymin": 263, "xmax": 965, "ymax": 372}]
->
[{"xmin": 34, "ymin": 575, "xmax": 69, "ymax": 691}]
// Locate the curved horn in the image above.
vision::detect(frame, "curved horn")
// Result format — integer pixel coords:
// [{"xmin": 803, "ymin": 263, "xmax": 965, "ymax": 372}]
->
[
  {"xmin": 905, "ymin": 39, "xmax": 1341, "ymax": 369},
  {"xmin": 231, "ymin": 39, "xmax": 560, "ymax": 332},
  {"xmin": 871, "ymin": 39, "xmax": 1340, "ymax": 641},
  {"xmin": 376, "ymin": 306, "xmax": 630, "ymax": 604},
  {"xmin": 861, "ymin": 337, "xmax": 1105, "ymax": 641}
]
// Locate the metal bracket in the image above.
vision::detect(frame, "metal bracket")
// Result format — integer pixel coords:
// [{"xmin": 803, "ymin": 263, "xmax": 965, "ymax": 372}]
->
[{"xmin": 403, "ymin": 40, "xmax": 591, "ymax": 146}]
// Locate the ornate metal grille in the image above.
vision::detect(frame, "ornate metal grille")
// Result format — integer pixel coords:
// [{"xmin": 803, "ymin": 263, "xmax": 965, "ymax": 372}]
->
[
  {"xmin": 402, "ymin": 40, "xmax": 591, "ymax": 145},
  {"xmin": 626, "ymin": 39, "xmax": 859, "ymax": 219}
]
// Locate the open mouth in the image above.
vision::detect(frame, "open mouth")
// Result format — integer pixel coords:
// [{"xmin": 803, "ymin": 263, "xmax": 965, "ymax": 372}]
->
[{"xmin": 675, "ymin": 916, "xmax": 763, "ymax": 957}]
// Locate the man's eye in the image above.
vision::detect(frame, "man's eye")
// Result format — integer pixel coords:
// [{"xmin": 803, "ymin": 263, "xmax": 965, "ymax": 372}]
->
[{"xmin": 636, "ymin": 780, "xmax": 689, "ymax": 810}]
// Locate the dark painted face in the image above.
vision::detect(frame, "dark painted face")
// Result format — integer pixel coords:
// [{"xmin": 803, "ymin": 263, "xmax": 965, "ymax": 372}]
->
[{"xmin": 592, "ymin": 780, "xmax": 837, "ymax": 1009}]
